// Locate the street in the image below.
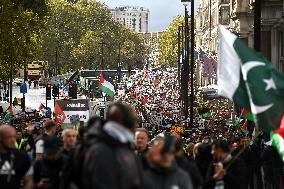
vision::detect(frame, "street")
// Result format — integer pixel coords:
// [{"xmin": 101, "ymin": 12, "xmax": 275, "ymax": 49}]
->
[{"xmin": 0, "ymin": 85, "xmax": 55, "ymax": 111}]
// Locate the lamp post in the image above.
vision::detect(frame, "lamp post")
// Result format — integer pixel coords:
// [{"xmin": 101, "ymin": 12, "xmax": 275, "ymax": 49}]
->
[
  {"xmin": 178, "ymin": 25, "xmax": 184, "ymax": 102},
  {"xmin": 189, "ymin": 0, "xmax": 195, "ymax": 128},
  {"xmin": 181, "ymin": 0, "xmax": 190, "ymax": 124},
  {"xmin": 254, "ymin": 0, "xmax": 261, "ymax": 51},
  {"xmin": 177, "ymin": 26, "xmax": 181, "ymax": 89},
  {"xmin": 117, "ymin": 42, "xmax": 121, "ymax": 83}
]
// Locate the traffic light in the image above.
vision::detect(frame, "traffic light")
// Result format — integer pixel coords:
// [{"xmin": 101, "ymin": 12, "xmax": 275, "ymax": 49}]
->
[
  {"xmin": 69, "ymin": 82, "xmax": 77, "ymax": 99},
  {"xmin": 52, "ymin": 85, "xmax": 59, "ymax": 97},
  {"xmin": 46, "ymin": 84, "xmax": 52, "ymax": 100}
]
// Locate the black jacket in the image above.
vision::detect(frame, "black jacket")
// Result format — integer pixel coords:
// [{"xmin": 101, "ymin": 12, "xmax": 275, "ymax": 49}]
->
[
  {"xmin": 83, "ymin": 122, "xmax": 143, "ymax": 189},
  {"xmin": 33, "ymin": 157, "xmax": 64, "ymax": 189},
  {"xmin": 204, "ymin": 157, "xmax": 247, "ymax": 189},
  {"xmin": 261, "ymin": 145, "xmax": 284, "ymax": 189},
  {"xmin": 143, "ymin": 162, "xmax": 194, "ymax": 189},
  {"xmin": 176, "ymin": 154, "xmax": 203, "ymax": 188},
  {"xmin": 0, "ymin": 149, "xmax": 30, "ymax": 189}
]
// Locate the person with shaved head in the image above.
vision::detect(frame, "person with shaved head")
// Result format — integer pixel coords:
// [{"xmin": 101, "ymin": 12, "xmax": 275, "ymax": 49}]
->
[
  {"xmin": 0, "ymin": 124, "xmax": 30, "ymax": 189},
  {"xmin": 62, "ymin": 128, "xmax": 77, "ymax": 157}
]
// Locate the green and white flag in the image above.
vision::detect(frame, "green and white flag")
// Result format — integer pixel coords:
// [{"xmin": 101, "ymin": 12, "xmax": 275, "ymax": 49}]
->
[
  {"xmin": 218, "ymin": 26, "xmax": 284, "ymax": 134},
  {"xmin": 99, "ymin": 72, "xmax": 115, "ymax": 97}
]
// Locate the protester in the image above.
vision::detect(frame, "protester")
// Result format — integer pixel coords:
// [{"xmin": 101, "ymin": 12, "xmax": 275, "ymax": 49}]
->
[
  {"xmin": 33, "ymin": 136, "xmax": 63, "ymax": 189},
  {"xmin": 34, "ymin": 121, "xmax": 57, "ymax": 160},
  {"xmin": 0, "ymin": 124, "xmax": 31, "ymax": 189},
  {"xmin": 15, "ymin": 129, "xmax": 29, "ymax": 151},
  {"xmin": 204, "ymin": 140, "xmax": 247, "ymax": 189},
  {"xmin": 61, "ymin": 128, "xmax": 77, "ymax": 157},
  {"xmin": 175, "ymin": 137, "xmax": 203, "ymax": 188},
  {"xmin": 261, "ymin": 142, "xmax": 284, "ymax": 189},
  {"xmin": 0, "ymin": 66, "xmax": 283, "ymax": 189},
  {"xmin": 135, "ymin": 128, "xmax": 149, "ymax": 157},
  {"xmin": 83, "ymin": 103, "xmax": 143, "ymax": 189},
  {"xmin": 143, "ymin": 134, "xmax": 194, "ymax": 189},
  {"xmin": 232, "ymin": 135, "xmax": 263, "ymax": 189},
  {"xmin": 59, "ymin": 116, "xmax": 105, "ymax": 189}
]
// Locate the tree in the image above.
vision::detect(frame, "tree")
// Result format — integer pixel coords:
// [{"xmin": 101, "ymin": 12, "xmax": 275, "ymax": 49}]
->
[
  {"xmin": 158, "ymin": 15, "xmax": 186, "ymax": 67},
  {"xmin": 42, "ymin": 0, "xmax": 148, "ymax": 73},
  {"xmin": 0, "ymin": 0, "xmax": 45, "ymax": 82}
]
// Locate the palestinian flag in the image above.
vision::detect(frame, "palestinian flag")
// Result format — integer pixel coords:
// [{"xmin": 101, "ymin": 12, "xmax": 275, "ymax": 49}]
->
[
  {"xmin": 39, "ymin": 103, "xmax": 46, "ymax": 116},
  {"xmin": 6, "ymin": 105, "xmax": 12, "ymax": 113},
  {"xmin": 99, "ymin": 72, "xmax": 115, "ymax": 97},
  {"xmin": 55, "ymin": 102, "xmax": 66, "ymax": 125},
  {"xmin": 39, "ymin": 103, "xmax": 45, "ymax": 110},
  {"xmin": 241, "ymin": 108, "xmax": 254, "ymax": 121},
  {"xmin": 134, "ymin": 96, "xmax": 139, "ymax": 104},
  {"xmin": 3, "ymin": 104, "xmax": 13, "ymax": 121},
  {"xmin": 218, "ymin": 26, "xmax": 284, "ymax": 157},
  {"xmin": 271, "ymin": 116, "xmax": 284, "ymax": 160}
]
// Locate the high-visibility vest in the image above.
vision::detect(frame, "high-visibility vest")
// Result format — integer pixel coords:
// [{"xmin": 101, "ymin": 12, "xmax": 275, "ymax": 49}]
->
[{"xmin": 15, "ymin": 139, "xmax": 26, "ymax": 150}]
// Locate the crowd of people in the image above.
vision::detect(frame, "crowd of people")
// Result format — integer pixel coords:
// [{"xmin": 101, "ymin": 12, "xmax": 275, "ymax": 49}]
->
[
  {"xmin": 117, "ymin": 68, "xmax": 182, "ymax": 128},
  {"xmin": 0, "ymin": 103, "xmax": 283, "ymax": 189},
  {"xmin": 0, "ymin": 68, "xmax": 283, "ymax": 189}
]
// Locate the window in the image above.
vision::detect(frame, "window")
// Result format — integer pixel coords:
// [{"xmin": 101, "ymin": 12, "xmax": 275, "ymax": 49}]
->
[{"xmin": 219, "ymin": 7, "xmax": 230, "ymax": 25}]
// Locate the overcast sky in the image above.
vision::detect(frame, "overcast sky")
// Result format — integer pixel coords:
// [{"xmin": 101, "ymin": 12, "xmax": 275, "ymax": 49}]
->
[{"xmin": 99, "ymin": 0, "xmax": 199, "ymax": 32}]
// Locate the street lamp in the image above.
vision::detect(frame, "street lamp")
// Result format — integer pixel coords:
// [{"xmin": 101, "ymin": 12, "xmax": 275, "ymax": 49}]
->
[
  {"xmin": 181, "ymin": 0, "xmax": 194, "ymax": 127},
  {"xmin": 181, "ymin": 0, "xmax": 190, "ymax": 7},
  {"xmin": 189, "ymin": 0, "xmax": 195, "ymax": 128},
  {"xmin": 181, "ymin": 0, "xmax": 190, "ymax": 124}
]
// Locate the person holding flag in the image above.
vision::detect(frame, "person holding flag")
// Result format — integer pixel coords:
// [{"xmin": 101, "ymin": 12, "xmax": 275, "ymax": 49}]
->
[{"xmin": 217, "ymin": 25, "xmax": 284, "ymax": 188}]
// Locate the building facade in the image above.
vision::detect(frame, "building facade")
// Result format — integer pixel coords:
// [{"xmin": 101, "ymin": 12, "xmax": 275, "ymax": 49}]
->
[
  {"xmin": 230, "ymin": 0, "xmax": 284, "ymax": 73},
  {"xmin": 110, "ymin": 6, "xmax": 150, "ymax": 33},
  {"xmin": 195, "ymin": 0, "xmax": 284, "ymax": 87}
]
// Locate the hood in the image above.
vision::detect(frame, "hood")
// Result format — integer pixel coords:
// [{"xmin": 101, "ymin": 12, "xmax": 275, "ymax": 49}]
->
[
  {"xmin": 85, "ymin": 121, "xmax": 134, "ymax": 147},
  {"xmin": 103, "ymin": 121, "xmax": 134, "ymax": 145}
]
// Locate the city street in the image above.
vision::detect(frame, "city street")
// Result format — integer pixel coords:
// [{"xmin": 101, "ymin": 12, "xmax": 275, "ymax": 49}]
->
[
  {"xmin": 0, "ymin": 1, "xmax": 284, "ymax": 189},
  {"xmin": 0, "ymin": 85, "xmax": 55, "ymax": 111}
]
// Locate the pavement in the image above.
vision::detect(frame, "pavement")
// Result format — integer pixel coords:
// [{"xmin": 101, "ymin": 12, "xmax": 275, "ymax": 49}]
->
[{"xmin": 0, "ymin": 86, "xmax": 56, "ymax": 111}]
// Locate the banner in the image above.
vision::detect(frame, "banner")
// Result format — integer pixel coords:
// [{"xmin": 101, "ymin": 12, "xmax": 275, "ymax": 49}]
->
[{"xmin": 55, "ymin": 99, "xmax": 90, "ymax": 125}]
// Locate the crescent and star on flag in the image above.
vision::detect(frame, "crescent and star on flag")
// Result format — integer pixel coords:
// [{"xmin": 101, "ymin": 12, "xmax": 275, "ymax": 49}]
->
[{"xmin": 241, "ymin": 61, "xmax": 276, "ymax": 115}]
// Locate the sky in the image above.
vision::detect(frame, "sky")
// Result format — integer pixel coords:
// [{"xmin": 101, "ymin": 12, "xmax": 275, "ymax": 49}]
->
[{"xmin": 99, "ymin": 0, "xmax": 199, "ymax": 32}]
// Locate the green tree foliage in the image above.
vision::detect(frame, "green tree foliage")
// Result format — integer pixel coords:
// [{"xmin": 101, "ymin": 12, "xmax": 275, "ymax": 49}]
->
[
  {"xmin": 42, "ymin": 0, "xmax": 147, "ymax": 74},
  {"xmin": 158, "ymin": 15, "xmax": 187, "ymax": 67},
  {"xmin": 0, "ymin": 0, "xmax": 148, "ymax": 82},
  {"xmin": 0, "ymin": 0, "xmax": 45, "ymax": 82}
]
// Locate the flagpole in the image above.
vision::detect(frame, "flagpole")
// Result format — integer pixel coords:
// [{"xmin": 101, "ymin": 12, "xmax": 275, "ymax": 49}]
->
[{"xmin": 224, "ymin": 131, "xmax": 261, "ymax": 171}]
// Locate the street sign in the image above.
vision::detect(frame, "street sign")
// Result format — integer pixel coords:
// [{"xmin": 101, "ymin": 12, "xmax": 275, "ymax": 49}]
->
[{"xmin": 20, "ymin": 83, "xmax": 27, "ymax": 94}]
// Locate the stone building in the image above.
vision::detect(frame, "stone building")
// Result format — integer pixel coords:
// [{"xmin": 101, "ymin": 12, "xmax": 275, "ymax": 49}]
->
[
  {"xmin": 230, "ymin": 0, "xmax": 284, "ymax": 73},
  {"xmin": 109, "ymin": 6, "xmax": 150, "ymax": 33},
  {"xmin": 195, "ymin": 0, "xmax": 284, "ymax": 87}
]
